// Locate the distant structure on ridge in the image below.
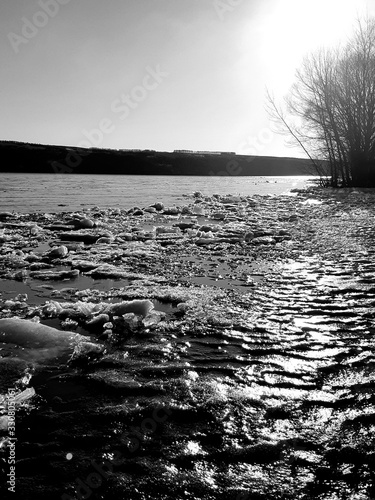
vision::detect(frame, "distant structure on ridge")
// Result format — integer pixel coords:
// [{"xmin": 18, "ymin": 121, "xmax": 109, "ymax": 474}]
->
[{"xmin": 174, "ymin": 150, "xmax": 236, "ymax": 155}]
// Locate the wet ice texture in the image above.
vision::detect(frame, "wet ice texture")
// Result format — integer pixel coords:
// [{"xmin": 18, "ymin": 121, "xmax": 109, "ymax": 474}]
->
[{"xmin": 1, "ymin": 188, "xmax": 375, "ymax": 499}]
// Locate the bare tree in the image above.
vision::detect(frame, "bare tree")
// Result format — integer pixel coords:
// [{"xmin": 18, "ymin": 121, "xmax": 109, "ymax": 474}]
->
[{"xmin": 267, "ymin": 17, "xmax": 375, "ymax": 187}]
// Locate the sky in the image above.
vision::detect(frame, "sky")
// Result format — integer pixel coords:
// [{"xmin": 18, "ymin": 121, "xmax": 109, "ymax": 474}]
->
[{"xmin": 0, "ymin": 0, "xmax": 374, "ymax": 158}]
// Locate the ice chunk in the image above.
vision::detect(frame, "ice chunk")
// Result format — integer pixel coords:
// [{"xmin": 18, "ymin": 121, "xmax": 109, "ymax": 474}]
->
[
  {"xmin": 121, "ymin": 313, "xmax": 141, "ymax": 331},
  {"xmin": 142, "ymin": 311, "xmax": 163, "ymax": 328},
  {"xmin": 0, "ymin": 318, "xmax": 103, "ymax": 363},
  {"xmin": 75, "ymin": 301, "xmax": 105, "ymax": 316},
  {"xmin": 71, "ymin": 341, "xmax": 104, "ymax": 361},
  {"xmin": 109, "ymin": 299, "xmax": 154, "ymax": 318},
  {"xmin": 86, "ymin": 313, "xmax": 110, "ymax": 329}
]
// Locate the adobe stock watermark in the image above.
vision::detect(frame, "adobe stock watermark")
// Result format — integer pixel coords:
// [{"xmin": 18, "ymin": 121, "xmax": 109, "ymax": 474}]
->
[
  {"xmin": 208, "ymin": 126, "xmax": 274, "ymax": 178},
  {"xmin": 238, "ymin": 127, "xmax": 275, "ymax": 157},
  {"xmin": 52, "ymin": 64, "xmax": 169, "ymax": 174},
  {"xmin": 61, "ymin": 405, "xmax": 172, "ymax": 500},
  {"xmin": 208, "ymin": 155, "xmax": 243, "ymax": 177},
  {"xmin": 213, "ymin": 0, "xmax": 244, "ymax": 21},
  {"xmin": 6, "ymin": 388, "xmax": 17, "ymax": 494},
  {"xmin": 8, "ymin": 0, "xmax": 72, "ymax": 55}
]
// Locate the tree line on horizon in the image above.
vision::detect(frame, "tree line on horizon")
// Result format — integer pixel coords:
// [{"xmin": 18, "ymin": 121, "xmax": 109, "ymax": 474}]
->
[{"xmin": 267, "ymin": 16, "xmax": 375, "ymax": 188}]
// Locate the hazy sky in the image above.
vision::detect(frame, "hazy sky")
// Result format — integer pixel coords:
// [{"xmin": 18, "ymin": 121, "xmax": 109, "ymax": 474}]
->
[{"xmin": 1, "ymin": 0, "xmax": 374, "ymax": 157}]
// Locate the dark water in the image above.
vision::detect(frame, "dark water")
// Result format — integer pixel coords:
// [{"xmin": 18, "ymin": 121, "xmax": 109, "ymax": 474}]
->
[{"xmin": 3, "ymin": 253, "xmax": 375, "ymax": 499}]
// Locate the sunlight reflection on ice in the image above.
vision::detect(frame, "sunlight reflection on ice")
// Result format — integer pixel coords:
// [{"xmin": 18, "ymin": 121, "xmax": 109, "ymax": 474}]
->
[
  {"xmin": 184, "ymin": 440, "xmax": 205, "ymax": 456},
  {"xmin": 301, "ymin": 199, "xmax": 324, "ymax": 205}
]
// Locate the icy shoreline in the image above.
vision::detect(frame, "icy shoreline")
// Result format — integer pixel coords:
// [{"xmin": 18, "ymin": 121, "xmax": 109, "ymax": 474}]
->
[{"xmin": 1, "ymin": 188, "xmax": 375, "ymax": 499}]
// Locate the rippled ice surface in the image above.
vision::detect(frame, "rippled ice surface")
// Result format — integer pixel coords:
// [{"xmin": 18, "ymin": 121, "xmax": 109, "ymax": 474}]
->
[{"xmin": 0, "ymin": 174, "xmax": 310, "ymax": 213}]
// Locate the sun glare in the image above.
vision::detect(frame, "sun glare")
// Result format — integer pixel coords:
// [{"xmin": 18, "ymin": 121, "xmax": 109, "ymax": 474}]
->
[{"xmin": 259, "ymin": 0, "xmax": 372, "ymax": 96}]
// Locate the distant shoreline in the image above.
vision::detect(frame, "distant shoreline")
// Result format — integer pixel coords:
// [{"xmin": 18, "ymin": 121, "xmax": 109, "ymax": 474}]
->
[{"xmin": 0, "ymin": 140, "xmax": 315, "ymax": 176}]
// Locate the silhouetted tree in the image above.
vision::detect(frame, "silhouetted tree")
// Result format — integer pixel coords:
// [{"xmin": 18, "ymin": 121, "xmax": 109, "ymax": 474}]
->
[{"xmin": 267, "ymin": 17, "xmax": 375, "ymax": 187}]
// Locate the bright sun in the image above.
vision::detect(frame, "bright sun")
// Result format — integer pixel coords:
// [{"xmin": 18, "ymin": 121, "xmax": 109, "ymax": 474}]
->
[{"xmin": 260, "ymin": 0, "xmax": 372, "ymax": 96}]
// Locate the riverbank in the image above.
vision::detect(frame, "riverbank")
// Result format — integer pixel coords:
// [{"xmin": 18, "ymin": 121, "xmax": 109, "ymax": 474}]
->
[
  {"xmin": 0, "ymin": 140, "xmax": 313, "ymax": 176},
  {"xmin": 1, "ymin": 187, "xmax": 375, "ymax": 499}
]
